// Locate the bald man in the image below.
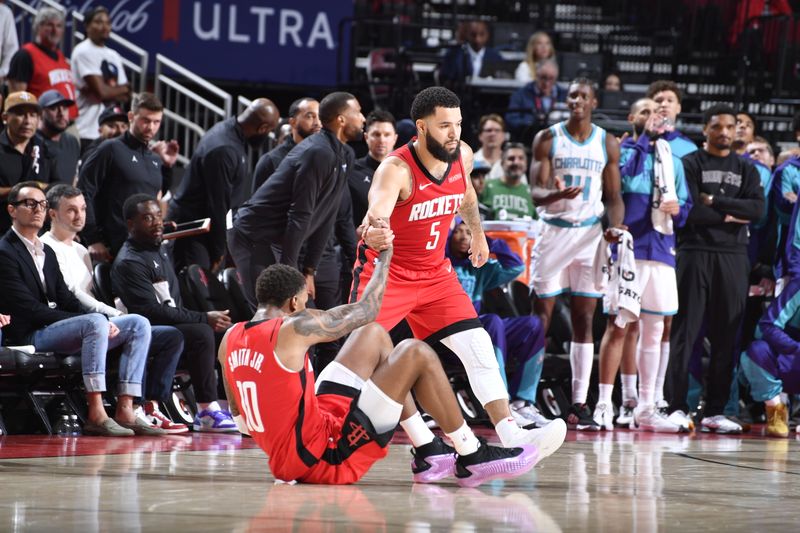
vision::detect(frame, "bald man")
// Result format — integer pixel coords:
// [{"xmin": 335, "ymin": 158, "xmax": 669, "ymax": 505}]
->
[
  {"xmin": 620, "ymin": 98, "xmax": 656, "ymax": 166},
  {"xmin": 169, "ymin": 98, "xmax": 280, "ymax": 271}
]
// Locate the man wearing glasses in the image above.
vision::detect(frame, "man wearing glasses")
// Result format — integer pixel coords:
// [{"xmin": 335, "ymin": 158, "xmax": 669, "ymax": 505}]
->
[
  {"xmin": 0, "ymin": 182, "xmax": 158, "ymax": 436},
  {"xmin": 0, "ymin": 91, "xmax": 58, "ymax": 234},
  {"xmin": 473, "ymin": 114, "xmax": 507, "ymax": 182},
  {"xmin": 506, "ymin": 60, "xmax": 567, "ymax": 144}
]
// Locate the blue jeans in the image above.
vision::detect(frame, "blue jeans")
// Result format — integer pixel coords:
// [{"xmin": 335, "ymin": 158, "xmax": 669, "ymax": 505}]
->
[
  {"xmin": 145, "ymin": 326, "xmax": 184, "ymax": 402},
  {"xmin": 32, "ymin": 313, "xmax": 151, "ymax": 397}
]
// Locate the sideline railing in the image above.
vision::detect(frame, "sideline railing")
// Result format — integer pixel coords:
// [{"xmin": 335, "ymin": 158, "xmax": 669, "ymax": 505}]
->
[{"xmin": 154, "ymin": 53, "xmax": 233, "ymax": 166}]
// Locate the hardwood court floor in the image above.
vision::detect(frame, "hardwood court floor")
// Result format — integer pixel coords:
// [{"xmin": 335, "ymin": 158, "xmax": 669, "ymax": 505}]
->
[{"xmin": 0, "ymin": 428, "xmax": 798, "ymax": 532}]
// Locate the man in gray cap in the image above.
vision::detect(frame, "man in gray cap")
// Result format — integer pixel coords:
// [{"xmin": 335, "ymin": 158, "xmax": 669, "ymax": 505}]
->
[{"xmin": 36, "ymin": 89, "xmax": 80, "ymax": 185}]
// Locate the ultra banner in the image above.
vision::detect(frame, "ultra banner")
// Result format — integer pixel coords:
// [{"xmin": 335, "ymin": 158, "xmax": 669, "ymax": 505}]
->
[{"xmin": 55, "ymin": 0, "xmax": 353, "ymax": 86}]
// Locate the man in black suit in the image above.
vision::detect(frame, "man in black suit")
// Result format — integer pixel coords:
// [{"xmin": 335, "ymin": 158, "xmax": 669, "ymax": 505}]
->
[{"xmin": 0, "ymin": 181, "xmax": 156, "ymax": 436}]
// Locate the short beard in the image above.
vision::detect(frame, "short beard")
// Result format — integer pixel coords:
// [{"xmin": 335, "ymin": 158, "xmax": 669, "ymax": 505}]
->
[
  {"xmin": 44, "ymin": 119, "xmax": 67, "ymax": 135},
  {"xmin": 345, "ymin": 124, "xmax": 364, "ymax": 143},
  {"xmin": 247, "ymin": 133, "xmax": 269, "ymax": 149},
  {"xmin": 505, "ymin": 171, "xmax": 524, "ymax": 183},
  {"xmin": 296, "ymin": 125, "xmax": 316, "ymax": 140},
  {"xmin": 425, "ymin": 131, "xmax": 460, "ymax": 163},
  {"xmin": 633, "ymin": 123, "xmax": 645, "ymax": 138}
]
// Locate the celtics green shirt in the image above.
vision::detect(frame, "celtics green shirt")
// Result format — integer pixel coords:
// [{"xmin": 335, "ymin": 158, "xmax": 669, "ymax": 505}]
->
[{"xmin": 480, "ymin": 179, "xmax": 536, "ymax": 220}]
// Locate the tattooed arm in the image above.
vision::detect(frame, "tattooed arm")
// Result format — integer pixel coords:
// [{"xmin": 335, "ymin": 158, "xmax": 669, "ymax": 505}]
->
[{"xmin": 275, "ymin": 246, "xmax": 394, "ymax": 369}]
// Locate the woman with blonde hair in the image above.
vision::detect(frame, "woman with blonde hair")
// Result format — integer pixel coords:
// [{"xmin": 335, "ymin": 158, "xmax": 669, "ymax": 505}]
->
[{"xmin": 515, "ymin": 31, "xmax": 555, "ymax": 83}]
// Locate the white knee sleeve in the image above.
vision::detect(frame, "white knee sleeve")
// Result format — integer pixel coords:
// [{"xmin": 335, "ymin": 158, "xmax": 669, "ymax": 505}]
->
[
  {"xmin": 357, "ymin": 380, "xmax": 403, "ymax": 434},
  {"xmin": 637, "ymin": 314, "xmax": 665, "ymax": 405},
  {"xmin": 441, "ymin": 328, "xmax": 509, "ymax": 406}
]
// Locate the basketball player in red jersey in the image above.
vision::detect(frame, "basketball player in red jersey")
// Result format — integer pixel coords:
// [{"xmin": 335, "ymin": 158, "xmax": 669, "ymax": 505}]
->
[
  {"xmin": 220, "ymin": 237, "xmax": 540, "ymax": 487},
  {"xmin": 354, "ymin": 86, "xmax": 567, "ymax": 453}
]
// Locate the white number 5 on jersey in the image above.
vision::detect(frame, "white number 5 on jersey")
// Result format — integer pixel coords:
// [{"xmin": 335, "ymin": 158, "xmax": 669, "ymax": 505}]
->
[{"xmin": 425, "ymin": 221, "xmax": 441, "ymax": 250}]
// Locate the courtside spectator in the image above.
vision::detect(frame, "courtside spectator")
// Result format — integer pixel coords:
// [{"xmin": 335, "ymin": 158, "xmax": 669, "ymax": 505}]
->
[
  {"xmin": 42, "ymin": 184, "xmax": 188, "ymax": 434},
  {"xmin": 78, "ymin": 92, "xmax": 174, "ymax": 261},
  {"xmin": 71, "ymin": 6, "xmax": 130, "ymax": 149},
  {"xmin": 168, "ymin": 98, "xmax": 279, "ymax": 272},
  {"xmin": 36, "ymin": 90, "xmax": 80, "ymax": 185},
  {"xmin": 440, "ymin": 20, "xmax": 503, "ymax": 84},
  {"xmin": 251, "ymin": 97, "xmax": 319, "ymax": 193},
  {"xmin": 348, "ymin": 109, "xmax": 397, "ymax": 227},
  {"xmin": 0, "ymin": 182, "xmax": 155, "ymax": 437},
  {"xmin": 480, "ymin": 143, "xmax": 534, "ymax": 220},
  {"xmin": 112, "ymin": 194, "xmax": 237, "ymax": 433},
  {"xmin": 0, "ymin": 92, "xmax": 57, "ymax": 234},
  {"xmin": 515, "ymin": 31, "xmax": 556, "ymax": 84},
  {"xmin": 604, "ymin": 73, "xmax": 622, "ymax": 92},
  {"xmin": 506, "ymin": 60, "xmax": 566, "ymax": 142},
  {"xmin": 470, "ymin": 161, "xmax": 492, "ymax": 221},
  {"xmin": 7, "ymin": 7, "xmax": 73, "ymax": 109},
  {"xmin": 473, "ymin": 114, "xmax": 506, "ymax": 181}
]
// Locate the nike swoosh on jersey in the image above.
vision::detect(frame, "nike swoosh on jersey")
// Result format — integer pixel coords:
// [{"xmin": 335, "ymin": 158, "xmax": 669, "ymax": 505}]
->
[{"xmin": 419, "ymin": 182, "xmax": 434, "ymax": 191}]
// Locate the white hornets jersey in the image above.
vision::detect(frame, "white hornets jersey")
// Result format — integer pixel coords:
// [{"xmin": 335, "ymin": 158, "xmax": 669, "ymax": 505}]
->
[{"xmin": 539, "ymin": 121, "xmax": 608, "ymax": 225}]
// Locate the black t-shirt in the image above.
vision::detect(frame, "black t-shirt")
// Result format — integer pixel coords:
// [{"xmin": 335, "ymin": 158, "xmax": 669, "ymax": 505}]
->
[
  {"xmin": 0, "ymin": 131, "xmax": 58, "ymax": 233},
  {"xmin": 37, "ymin": 131, "xmax": 80, "ymax": 185},
  {"xmin": 77, "ymin": 131, "xmax": 164, "ymax": 254},
  {"xmin": 679, "ymin": 149, "xmax": 765, "ymax": 253}
]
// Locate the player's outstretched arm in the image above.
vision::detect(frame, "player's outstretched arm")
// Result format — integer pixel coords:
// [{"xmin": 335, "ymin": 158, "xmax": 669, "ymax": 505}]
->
[
  {"xmin": 285, "ymin": 246, "xmax": 393, "ymax": 346},
  {"xmin": 530, "ymin": 128, "xmax": 582, "ymax": 205}
]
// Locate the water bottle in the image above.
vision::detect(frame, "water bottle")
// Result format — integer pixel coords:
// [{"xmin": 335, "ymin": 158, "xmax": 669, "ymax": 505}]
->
[
  {"xmin": 69, "ymin": 414, "xmax": 82, "ymax": 436},
  {"xmin": 54, "ymin": 415, "xmax": 71, "ymax": 436}
]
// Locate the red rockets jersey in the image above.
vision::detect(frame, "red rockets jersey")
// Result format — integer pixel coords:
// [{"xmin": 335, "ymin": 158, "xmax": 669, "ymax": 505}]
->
[
  {"xmin": 364, "ymin": 140, "xmax": 467, "ymax": 271},
  {"xmin": 223, "ymin": 318, "xmax": 329, "ymax": 482}
]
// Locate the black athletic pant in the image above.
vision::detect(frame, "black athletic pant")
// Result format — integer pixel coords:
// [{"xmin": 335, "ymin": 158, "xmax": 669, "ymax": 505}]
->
[
  {"xmin": 227, "ymin": 228, "xmax": 278, "ymax": 310},
  {"xmin": 312, "ymin": 253, "xmax": 344, "ymax": 373},
  {"xmin": 667, "ymin": 249, "xmax": 749, "ymax": 417},
  {"xmin": 173, "ymin": 323, "xmax": 218, "ymax": 403}
]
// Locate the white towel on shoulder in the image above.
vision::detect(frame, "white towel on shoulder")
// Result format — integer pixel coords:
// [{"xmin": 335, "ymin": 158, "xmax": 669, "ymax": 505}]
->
[
  {"xmin": 652, "ymin": 139, "xmax": 677, "ymax": 235},
  {"xmin": 593, "ymin": 229, "xmax": 641, "ymax": 328}
]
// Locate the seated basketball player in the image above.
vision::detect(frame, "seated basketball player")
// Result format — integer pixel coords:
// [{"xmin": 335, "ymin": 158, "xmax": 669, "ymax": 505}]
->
[{"xmin": 218, "ymin": 235, "xmax": 564, "ymax": 486}]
